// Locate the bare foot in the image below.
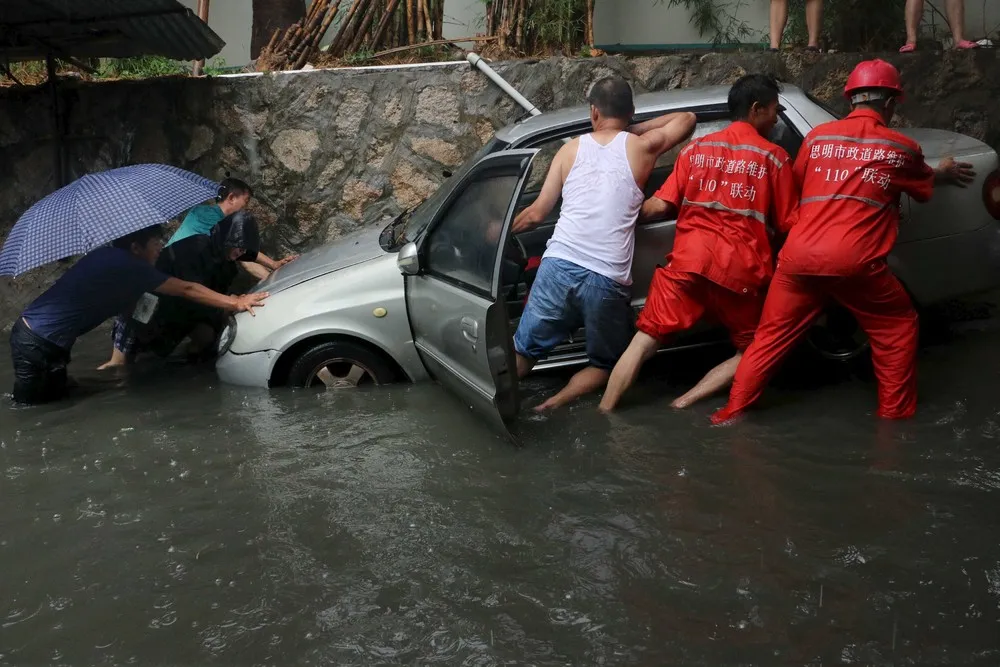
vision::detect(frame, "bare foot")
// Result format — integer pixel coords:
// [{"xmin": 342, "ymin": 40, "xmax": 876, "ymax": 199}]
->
[
  {"xmin": 670, "ymin": 396, "xmax": 692, "ymax": 409},
  {"xmin": 597, "ymin": 403, "xmax": 614, "ymax": 415},
  {"xmin": 532, "ymin": 396, "xmax": 564, "ymax": 412},
  {"xmin": 97, "ymin": 360, "xmax": 125, "ymax": 371}
]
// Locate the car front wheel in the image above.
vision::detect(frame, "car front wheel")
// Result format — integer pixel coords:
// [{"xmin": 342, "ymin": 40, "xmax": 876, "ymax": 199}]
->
[
  {"xmin": 807, "ymin": 306, "xmax": 871, "ymax": 363},
  {"xmin": 286, "ymin": 340, "xmax": 396, "ymax": 389}
]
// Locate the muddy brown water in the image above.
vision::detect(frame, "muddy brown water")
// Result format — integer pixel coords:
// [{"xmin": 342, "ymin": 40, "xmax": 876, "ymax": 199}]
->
[{"xmin": 1, "ymin": 324, "xmax": 999, "ymax": 665}]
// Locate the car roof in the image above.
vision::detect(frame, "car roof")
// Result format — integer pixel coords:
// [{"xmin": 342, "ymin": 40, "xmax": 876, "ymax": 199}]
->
[{"xmin": 495, "ymin": 84, "xmax": 809, "ymax": 145}]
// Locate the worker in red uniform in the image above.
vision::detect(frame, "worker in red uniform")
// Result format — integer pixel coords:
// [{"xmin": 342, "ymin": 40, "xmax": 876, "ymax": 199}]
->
[
  {"xmin": 713, "ymin": 59, "xmax": 976, "ymax": 424},
  {"xmin": 600, "ymin": 74, "xmax": 798, "ymax": 413}
]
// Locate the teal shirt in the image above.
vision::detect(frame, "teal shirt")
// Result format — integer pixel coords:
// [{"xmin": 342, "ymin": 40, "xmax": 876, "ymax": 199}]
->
[{"xmin": 167, "ymin": 204, "xmax": 224, "ymax": 246}]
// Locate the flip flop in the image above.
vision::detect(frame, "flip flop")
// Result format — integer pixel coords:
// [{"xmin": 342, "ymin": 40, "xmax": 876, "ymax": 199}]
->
[
  {"xmin": 956, "ymin": 40, "xmax": 979, "ymax": 49},
  {"xmin": 899, "ymin": 43, "xmax": 916, "ymax": 53},
  {"xmin": 805, "ymin": 45, "xmax": 821, "ymax": 52}
]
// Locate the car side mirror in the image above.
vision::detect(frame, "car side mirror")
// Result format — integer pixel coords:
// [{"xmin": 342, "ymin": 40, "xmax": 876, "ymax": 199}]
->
[{"xmin": 397, "ymin": 242, "xmax": 420, "ymax": 276}]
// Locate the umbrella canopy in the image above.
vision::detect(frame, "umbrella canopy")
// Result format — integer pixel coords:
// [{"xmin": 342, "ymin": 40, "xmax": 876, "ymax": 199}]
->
[{"xmin": 0, "ymin": 164, "xmax": 219, "ymax": 277}]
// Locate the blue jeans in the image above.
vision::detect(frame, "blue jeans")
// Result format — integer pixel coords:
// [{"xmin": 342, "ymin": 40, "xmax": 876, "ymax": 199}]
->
[{"xmin": 513, "ymin": 257, "xmax": 634, "ymax": 370}]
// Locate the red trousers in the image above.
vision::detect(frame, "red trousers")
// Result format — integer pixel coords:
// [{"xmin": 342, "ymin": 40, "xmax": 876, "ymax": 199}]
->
[
  {"xmin": 713, "ymin": 264, "xmax": 919, "ymax": 423},
  {"xmin": 637, "ymin": 267, "xmax": 763, "ymax": 350}
]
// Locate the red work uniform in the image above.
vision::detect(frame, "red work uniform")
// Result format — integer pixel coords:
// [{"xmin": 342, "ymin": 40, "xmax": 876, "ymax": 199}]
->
[
  {"xmin": 636, "ymin": 121, "xmax": 797, "ymax": 350},
  {"xmin": 715, "ymin": 108, "xmax": 936, "ymax": 423}
]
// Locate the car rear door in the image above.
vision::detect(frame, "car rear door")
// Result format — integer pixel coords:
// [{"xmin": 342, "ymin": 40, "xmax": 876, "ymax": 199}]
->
[{"xmin": 404, "ymin": 150, "xmax": 538, "ymax": 433}]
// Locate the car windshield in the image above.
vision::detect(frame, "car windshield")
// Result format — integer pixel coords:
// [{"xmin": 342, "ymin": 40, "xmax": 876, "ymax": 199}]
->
[
  {"xmin": 380, "ymin": 137, "xmax": 509, "ymax": 252},
  {"xmin": 806, "ymin": 92, "xmax": 844, "ymax": 120}
]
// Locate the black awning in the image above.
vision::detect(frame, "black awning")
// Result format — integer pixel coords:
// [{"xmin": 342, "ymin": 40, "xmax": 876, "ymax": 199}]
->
[{"xmin": 0, "ymin": 0, "xmax": 225, "ymax": 62}]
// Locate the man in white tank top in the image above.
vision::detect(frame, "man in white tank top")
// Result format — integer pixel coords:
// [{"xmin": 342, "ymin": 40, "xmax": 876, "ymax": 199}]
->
[{"xmin": 510, "ymin": 76, "xmax": 696, "ymax": 411}]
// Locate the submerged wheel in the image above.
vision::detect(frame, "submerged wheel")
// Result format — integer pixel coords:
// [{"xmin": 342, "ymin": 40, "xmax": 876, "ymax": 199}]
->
[
  {"xmin": 286, "ymin": 340, "xmax": 396, "ymax": 389},
  {"xmin": 807, "ymin": 306, "xmax": 870, "ymax": 363}
]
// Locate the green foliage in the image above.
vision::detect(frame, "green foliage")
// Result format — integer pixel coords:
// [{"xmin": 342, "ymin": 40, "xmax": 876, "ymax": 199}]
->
[
  {"xmin": 652, "ymin": 0, "xmax": 762, "ymax": 46},
  {"xmin": 523, "ymin": 0, "xmax": 587, "ymax": 49},
  {"xmin": 96, "ymin": 56, "xmax": 188, "ymax": 79},
  {"xmin": 202, "ymin": 57, "xmax": 230, "ymax": 76},
  {"xmin": 344, "ymin": 49, "xmax": 375, "ymax": 64},
  {"xmin": 786, "ymin": 0, "xmax": 906, "ymax": 51}
]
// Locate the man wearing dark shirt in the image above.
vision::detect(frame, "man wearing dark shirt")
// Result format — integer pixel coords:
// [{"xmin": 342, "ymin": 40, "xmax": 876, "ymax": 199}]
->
[{"xmin": 10, "ymin": 225, "xmax": 268, "ymax": 405}]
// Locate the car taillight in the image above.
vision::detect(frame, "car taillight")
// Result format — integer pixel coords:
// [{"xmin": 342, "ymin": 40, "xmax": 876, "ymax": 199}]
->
[{"xmin": 984, "ymin": 169, "xmax": 1000, "ymax": 220}]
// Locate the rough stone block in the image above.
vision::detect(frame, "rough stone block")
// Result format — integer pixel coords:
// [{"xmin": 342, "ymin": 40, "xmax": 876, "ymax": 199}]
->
[{"xmin": 271, "ymin": 129, "xmax": 319, "ymax": 173}]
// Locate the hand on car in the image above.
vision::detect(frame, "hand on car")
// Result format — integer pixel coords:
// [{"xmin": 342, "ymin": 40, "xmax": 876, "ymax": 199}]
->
[
  {"xmin": 277, "ymin": 255, "xmax": 299, "ymax": 268},
  {"xmin": 938, "ymin": 157, "xmax": 976, "ymax": 187},
  {"xmin": 235, "ymin": 292, "xmax": 269, "ymax": 316},
  {"xmin": 512, "ymin": 207, "xmax": 541, "ymax": 233}
]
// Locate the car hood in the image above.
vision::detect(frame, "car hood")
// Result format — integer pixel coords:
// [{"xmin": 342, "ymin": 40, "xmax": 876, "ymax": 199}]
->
[
  {"xmin": 897, "ymin": 128, "xmax": 994, "ymax": 160},
  {"xmin": 252, "ymin": 226, "xmax": 388, "ymax": 294}
]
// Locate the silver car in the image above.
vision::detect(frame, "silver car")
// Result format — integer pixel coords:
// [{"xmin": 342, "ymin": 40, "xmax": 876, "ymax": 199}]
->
[{"xmin": 216, "ymin": 84, "xmax": 1000, "ymax": 429}]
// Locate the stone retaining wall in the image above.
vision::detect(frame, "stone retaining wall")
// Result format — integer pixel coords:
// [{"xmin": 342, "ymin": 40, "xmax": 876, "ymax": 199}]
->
[{"xmin": 1, "ymin": 50, "xmax": 999, "ymax": 323}]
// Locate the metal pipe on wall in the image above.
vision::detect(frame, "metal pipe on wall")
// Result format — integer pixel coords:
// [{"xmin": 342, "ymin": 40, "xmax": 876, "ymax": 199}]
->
[
  {"xmin": 46, "ymin": 52, "xmax": 66, "ymax": 188},
  {"xmin": 193, "ymin": 0, "xmax": 211, "ymax": 76}
]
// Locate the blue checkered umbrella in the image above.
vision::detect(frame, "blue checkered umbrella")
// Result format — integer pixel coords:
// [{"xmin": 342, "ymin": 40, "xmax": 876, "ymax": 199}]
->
[{"xmin": 0, "ymin": 164, "xmax": 219, "ymax": 277}]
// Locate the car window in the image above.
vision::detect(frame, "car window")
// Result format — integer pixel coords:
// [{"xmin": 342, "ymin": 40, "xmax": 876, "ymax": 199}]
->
[
  {"xmin": 523, "ymin": 117, "xmax": 731, "ymax": 194},
  {"xmin": 770, "ymin": 114, "xmax": 803, "ymax": 159},
  {"xmin": 424, "ymin": 170, "xmax": 521, "ymax": 295}
]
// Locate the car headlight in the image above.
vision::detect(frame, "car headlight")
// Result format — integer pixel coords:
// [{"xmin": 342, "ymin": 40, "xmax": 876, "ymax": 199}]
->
[{"xmin": 217, "ymin": 316, "xmax": 237, "ymax": 356}]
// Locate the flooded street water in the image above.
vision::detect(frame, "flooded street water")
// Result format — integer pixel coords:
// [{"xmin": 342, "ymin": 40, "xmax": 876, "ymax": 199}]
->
[{"xmin": 2, "ymin": 324, "xmax": 1000, "ymax": 665}]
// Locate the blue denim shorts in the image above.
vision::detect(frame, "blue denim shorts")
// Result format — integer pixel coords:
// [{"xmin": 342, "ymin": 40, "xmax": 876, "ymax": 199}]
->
[{"xmin": 513, "ymin": 257, "xmax": 634, "ymax": 370}]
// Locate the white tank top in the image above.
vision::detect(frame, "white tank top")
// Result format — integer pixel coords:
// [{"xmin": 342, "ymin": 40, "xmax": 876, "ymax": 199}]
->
[{"xmin": 543, "ymin": 131, "xmax": 645, "ymax": 286}]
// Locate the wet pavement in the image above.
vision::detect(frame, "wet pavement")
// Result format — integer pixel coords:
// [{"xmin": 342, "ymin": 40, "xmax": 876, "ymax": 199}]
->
[{"xmin": 1, "ymin": 323, "xmax": 999, "ymax": 665}]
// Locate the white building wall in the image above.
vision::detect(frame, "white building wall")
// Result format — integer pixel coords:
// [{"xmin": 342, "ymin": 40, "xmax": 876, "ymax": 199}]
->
[
  {"xmin": 178, "ymin": 0, "xmax": 253, "ymax": 67},
  {"xmin": 179, "ymin": 0, "xmax": 1000, "ymax": 69},
  {"xmin": 594, "ymin": 0, "xmax": 768, "ymax": 47}
]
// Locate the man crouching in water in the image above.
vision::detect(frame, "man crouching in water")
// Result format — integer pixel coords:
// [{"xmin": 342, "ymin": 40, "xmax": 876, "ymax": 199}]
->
[{"xmin": 510, "ymin": 76, "xmax": 696, "ymax": 411}]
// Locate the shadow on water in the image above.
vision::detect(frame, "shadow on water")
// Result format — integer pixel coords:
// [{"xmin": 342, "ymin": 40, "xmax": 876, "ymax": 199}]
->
[{"xmin": 0, "ymin": 326, "xmax": 999, "ymax": 665}]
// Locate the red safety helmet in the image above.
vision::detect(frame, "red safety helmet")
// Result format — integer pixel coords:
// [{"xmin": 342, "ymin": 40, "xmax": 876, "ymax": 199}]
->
[{"xmin": 844, "ymin": 59, "xmax": 905, "ymax": 101}]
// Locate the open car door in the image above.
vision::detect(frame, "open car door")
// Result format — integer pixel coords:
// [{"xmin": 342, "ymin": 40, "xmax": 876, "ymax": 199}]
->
[{"xmin": 402, "ymin": 149, "xmax": 538, "ymax": 435}]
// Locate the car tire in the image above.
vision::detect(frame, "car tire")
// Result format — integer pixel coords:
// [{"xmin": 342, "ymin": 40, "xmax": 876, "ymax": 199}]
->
[
  {"xmin": 286, "ymin": 340, "xmax": 396, "ymax": 389},
  {"xmin": 806, "ymin": 305, "xmax": 871, "ymax": 365}
]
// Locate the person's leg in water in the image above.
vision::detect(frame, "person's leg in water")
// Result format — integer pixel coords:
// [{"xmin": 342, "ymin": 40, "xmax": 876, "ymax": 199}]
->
[
  {"xmin": 712, "ymin": 271, "xmax": 825, "ymax": 423},
  {"xmin": 180, "ymin": 322, "xmax": 219, "ymax": 361},
  {"xmin": 599, "ymin": 267, "xmax": 703, "ymax": 413},
  {"xmin": 600, "ymin": 331, "xmax": 660, "ymax": 413},
  {"xmin": 670, "ymin": 279, "xmax": 765, "ymax": 409},
  {"xmin": 511, "ymin": 258, "xmax": 579, "ymax": 403},
  {"xmin": 535, "ymin": 267, "xmax": 634, "ymax": 412},
  {"xmin": 10, "ymin": 318, "xmax": 70, "ymax": 405},
  {"xmin": 670, "ymin": 352, "xmax": 743, "ymax": 409}
]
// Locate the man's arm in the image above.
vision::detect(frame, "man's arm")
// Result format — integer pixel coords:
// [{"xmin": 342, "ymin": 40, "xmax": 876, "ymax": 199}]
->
[
  {"xmin": 632, "ymin": 111, "xmax": 697, "ymax": 157},
  {"xmin": 769, "ymin": 152, "xmax": 799, "ymax": 234},
  {"xmin": 240, "ymin": 260, "xmax": 270, "ymax": 281},
  {"xmin": 511, "ymin": 141, "xmax": 574, "ymax": 233},
  {"xmin": 255, "ymin": 252, "xmax": 299, "ymax": 271},
  {"xmin": 637, "ymin": 196, "xmax": 678, "ymax": 223},
  {"xmin": 155, "ymin": 277, "xmax": 269, "ymax": 316}
]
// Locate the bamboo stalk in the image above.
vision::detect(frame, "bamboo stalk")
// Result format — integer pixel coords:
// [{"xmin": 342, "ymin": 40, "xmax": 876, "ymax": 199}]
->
[
  {"xmin": 329, "ymin": 0, "xmax": 366, "ymax": 55},
  {"xmin": 415, "ymin": 0, "xmax": 426, "ymax": 40},
  {"xmin": 421, "ymin": 0, "xmax": 434, "ymax": 41},
  {"xmin": 371, "ymin": 0, "xmax": 403, "ymax": 50},
  {"xmin": 406, "ymin": 0, "xmax": 416, "ymax": 43},
  {"xmin": 347, "ymin": 0, "xmax": 380, "ymax": 53},
  {"xmin": 311, "ymin": 0, "xmax": 341, "ymax": 48},
  {"xmin": 265, "ymin": 27, "xmax": 281, "ymax": 53},
  {"xmin": 434, "ymin": 0, "xmax": 444, "ymax": 40},
  {"xmin": 586, "ymin": 0, "xmax": 594, "ymax": 46}
]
